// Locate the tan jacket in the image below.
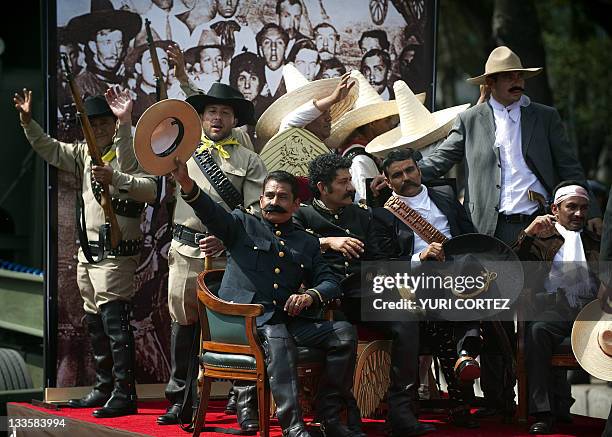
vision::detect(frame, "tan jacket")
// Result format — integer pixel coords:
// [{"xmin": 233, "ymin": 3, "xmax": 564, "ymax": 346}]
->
[{"xmin": 23, "ymin": 120, "xmax": 157, "ymax": 263}]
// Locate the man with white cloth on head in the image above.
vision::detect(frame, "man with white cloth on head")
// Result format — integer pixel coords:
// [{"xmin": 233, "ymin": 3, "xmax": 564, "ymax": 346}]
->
[{"xmin": 513, "ymin": 181, "xmax": 602, "ymax": 435}]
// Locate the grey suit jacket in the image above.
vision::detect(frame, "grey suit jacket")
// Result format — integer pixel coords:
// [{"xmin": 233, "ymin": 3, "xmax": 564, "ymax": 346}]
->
[{"xmin": 419, "ymin": 99, "xmax": 599, "ymax": 236}]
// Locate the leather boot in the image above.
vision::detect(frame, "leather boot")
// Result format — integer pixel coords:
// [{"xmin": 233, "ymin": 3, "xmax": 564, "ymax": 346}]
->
[
  {"xmin": 225, "ymin": 385, "xmax": 237, "ymax": 414},
  {"xmin": 259, "ymin": 325, "xmax": 310, "ymax": 437},
  {"xmin": 157, "ymin": 322, "xmax": 198, "ymax": 425},
  {"xmin": 345, "ymin": 396, "xmax": 367, "ymax": 437},
  {"xmin": 93, "ymin": 301, "xmax": 138, "ymax": 418},
  {"xmin": 68, "ymin": 313, "xmax": 113, "ymax": 408},
  {"xmin": 235, "ymin": 383, "xmax": 259, "ymax": 432}
]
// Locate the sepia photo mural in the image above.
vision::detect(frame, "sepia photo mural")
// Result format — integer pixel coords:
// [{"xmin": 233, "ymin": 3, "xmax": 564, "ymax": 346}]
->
[{"xmin": 49, "ymin": 0, "xmax": 436, "ymax": 387}]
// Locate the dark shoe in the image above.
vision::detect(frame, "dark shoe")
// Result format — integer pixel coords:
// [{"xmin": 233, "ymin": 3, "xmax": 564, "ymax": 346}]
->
[
  {"xmin": 68, "ymin": 389, "xmax": 111, "ymax": 408},
  {"xmin": 69, "ymin": 313, "xmax": 113, "ymax": 408},
  {"xmin": 284, "ymin": 424, "xmax": 312, "ymax": 437},
  {"xmin": 454, "ymin": 351, "xmax": 481, "ymax": 382},
  {"xmin": 556, "ymin": 413, "xmax": 573, "ymax": 424},
  {"xmin": 157, "ymin": 403, "xmax": 192, "ymax": 425},
  {"xmin": 389, "ymin": 422, "xmax": 436, "ymax": 436},
  {"xmin": 529, "ymin": 415, "xmax": 555, "ymax": 434},
  {"xmin": 320, "ymin": 419, "xmax": 354, "ymax": 437},
  {"xmin": 225, "ymin": 385, "xmax": 237, "ymax": 414},
  {"xmin": 450, "ymin": 410, "xmax": 480, "ymax": 429},
  {"xmin": 92, "ymin": 301, "xmax": 137, "ymax": 418},
  {"xmin": 235, "ymin": 384, "xmax": 259, "ymax": 431}
]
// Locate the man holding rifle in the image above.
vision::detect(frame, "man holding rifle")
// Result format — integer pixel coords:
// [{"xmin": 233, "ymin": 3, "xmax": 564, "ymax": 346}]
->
[{"xmin": 13, "ymin": 87, "xmax": 157, "ymax": 418}]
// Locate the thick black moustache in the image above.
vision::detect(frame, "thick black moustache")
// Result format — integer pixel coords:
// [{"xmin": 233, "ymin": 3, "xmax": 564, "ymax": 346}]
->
[
  {"xmin": 263, "ymin": 204, "xmax": 287, "ymax": 214},
  {"xmin": 509, "ymin": 86, "xmax": 525, "ymax": 92},
  {"xmin": 401, "ymin": 181, "xmax": 419, "ymax": 189},
  {"xmin": 344, "ymin": 191, "xmax": 356, "ymax": 199}
]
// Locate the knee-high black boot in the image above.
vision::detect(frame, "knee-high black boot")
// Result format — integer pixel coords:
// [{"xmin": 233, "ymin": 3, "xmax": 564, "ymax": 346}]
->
[
  {"xmin": 93, "ymin": 301, "xmax": 138, "ymax": 418},
  {"xmin": 68, "ymin": 313, "xmax": 113, "ymax": 408},
  {"xmin": 157, "ymin": 322, "xmax": 198, "ymax": 425},
  {"xmin": 234, "ymin": 382, "xmax": 259, "ymax": 432}
]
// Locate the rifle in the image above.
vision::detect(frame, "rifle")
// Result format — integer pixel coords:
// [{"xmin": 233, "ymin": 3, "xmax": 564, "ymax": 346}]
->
[
  {"xmin": 145, "ymin": 18, "xmax": 168, "ymax": 101},
  {"xmin": 60, "ymin": 53, "xmax": 122, "ymax": 249}
]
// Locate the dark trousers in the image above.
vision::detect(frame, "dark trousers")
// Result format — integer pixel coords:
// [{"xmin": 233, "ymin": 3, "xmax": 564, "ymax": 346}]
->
[
  {"xmin": 525, "ymin": 314, "xmax": 573, "ymax": 415},
  {"xmin": 258, "ymin": 317, "xmax": 357, "ymax": 432}
]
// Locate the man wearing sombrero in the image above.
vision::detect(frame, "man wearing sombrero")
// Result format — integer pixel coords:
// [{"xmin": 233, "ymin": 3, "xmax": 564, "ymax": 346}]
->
[
  {"xmin": 415, "ymin": 45, "xmax": 602, "ymax": 417},
  {"xmin": 66, "ymin": 0, "xmax": 141, "ymax": 98},
  {"xmin": 513, "ymin": 181, "xmax": 601, "ymax": 434}
]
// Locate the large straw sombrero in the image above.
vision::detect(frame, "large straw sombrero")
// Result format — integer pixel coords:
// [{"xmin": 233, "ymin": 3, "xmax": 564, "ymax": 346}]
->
[
  {"xmin": 466, "ymin": 46, "xmax": 543, "ymax": 85},
  {"xmin": 366, "ymin": 81, "xmax": 470, "ymax": 157},
  {"xmin": 255, "ymin": 64, "xmax": 358, "ymax": 146},
  {"xmin": 134, "ymin": 99, "xmax": 202, "ymax": 176},
  {"xmin": 326, "ymin": 70, "xmax": 425, "ymax": 149},
  {"xmin": 571, "ymin": 300, "xmax": 612, "ymax": 382}
]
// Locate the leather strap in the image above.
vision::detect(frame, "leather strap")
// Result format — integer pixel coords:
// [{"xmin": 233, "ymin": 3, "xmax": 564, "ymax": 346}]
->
[
  {"xmin": 193, "ymin": 147, "xmax": 243, "ymax": 211},
  {"xmin": 384, "ymin": 196, "xmax": 448, "ymax": 245}
]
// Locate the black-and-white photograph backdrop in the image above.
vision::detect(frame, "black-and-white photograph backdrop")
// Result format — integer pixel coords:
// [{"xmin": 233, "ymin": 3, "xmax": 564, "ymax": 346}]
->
[{"xmin": 50, "ymin": 0, "xmax": 436, "ymax": 387}]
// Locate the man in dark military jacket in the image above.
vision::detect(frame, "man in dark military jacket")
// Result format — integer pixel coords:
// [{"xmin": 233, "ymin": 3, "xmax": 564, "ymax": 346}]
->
[
  {"xmin": 293, "ymin": 153, "xmax": 434, "ymax": 437},
  {"xmin": 172, "ymin": 162, "xmax": 359, "ymax": 437}
]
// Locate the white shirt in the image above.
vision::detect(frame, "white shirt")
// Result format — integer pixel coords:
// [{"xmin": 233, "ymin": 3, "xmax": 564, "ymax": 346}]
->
[
  {"xmin": 380, "ymin": 86, "xmax": 391, "ymax": 101},
  {"xmin": 342, "ymin": 144, "xmax": 380, "ymax": 204},
  {"xmin": 264, "ymin": 66, "xmax": 284, "ymax": 97},
  {"xmin": 279, "ymin": 100, "xmax": 322, "ymax": 133},
  {"xmin": 143, "ymin": 4, "xmax": 191, "ymax": 45},
  {"xmin": 490, "ymin": 95, "xmax": 548, "ymax": 214},
  {"xmin": 394, "ymin": 186, "xmax": 452, "ymax": 261},
  {"xmin": 189, "ymin": 17, "xmax": 257, "ymax": 57}
]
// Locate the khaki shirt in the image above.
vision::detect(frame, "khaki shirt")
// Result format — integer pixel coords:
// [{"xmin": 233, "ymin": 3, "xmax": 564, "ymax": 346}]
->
[
  {"xmin": 172, "ymin": 143, "xmax": 267, "ymax": 258},
  {"xmin": 22, "ymin": 120, "xmax": 157, "ymax": 263}
]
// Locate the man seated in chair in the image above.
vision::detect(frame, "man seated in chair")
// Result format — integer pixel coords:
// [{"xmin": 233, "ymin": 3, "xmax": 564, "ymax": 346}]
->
[
  {"xmin": 172, "ymin": 163, "xmax": 360, "ymax": 437},
  {"xmin": 370, "ymin": 148, "xmax": 482, "ymax": 429},
  {"xmin": 513, "ymin": 181, "xmax": 601, "ymax": 435},
  {"xmin": 293, "ymin": 153, "xmax": 434, "ymax": 436}
]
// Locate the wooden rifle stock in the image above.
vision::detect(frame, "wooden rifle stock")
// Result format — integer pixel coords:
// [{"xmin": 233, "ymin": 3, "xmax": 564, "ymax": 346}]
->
[
  {"xmin": 60, "ymin": 53, "xmax": 122, "ymax": 249},
  {"xmin": 144, "ymin": 19, "xmax": 168, "ymax": 101}
]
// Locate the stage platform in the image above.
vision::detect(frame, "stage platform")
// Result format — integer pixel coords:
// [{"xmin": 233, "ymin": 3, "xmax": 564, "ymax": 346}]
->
[{"xmin": 7, "ymin": 400, "xmax": 606, "ymax": 436}]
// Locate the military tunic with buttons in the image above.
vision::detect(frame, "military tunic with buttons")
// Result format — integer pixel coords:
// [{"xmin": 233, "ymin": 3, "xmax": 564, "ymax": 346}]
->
[
  {"xmin": 183, "ymin": 186, "xmax": 341, "ymax": 325},
  {"xmin": 22, "ymin": 120, "xmax": 157, "ymax": 314}
]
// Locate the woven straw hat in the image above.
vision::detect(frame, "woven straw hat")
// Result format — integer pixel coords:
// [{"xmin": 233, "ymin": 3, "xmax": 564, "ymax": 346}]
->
[
  {"xmin": 466, "ymin": 46, "xmax": 543, "ymax": 85},
  {"xmin": 366, "ymin": 80, "xmax": 470, "ymax": 157},
  {"xmin": 134, "ymin": 99, "xmax": 202, "ymax": 176},
  {"xmin": 571, "ymin": 300, "xmax": 612, "ymax": 382},
  {"xmin": 255, "ymin": 64, "xmax": 358, "ymax": 146},
  {"xmin": 326, "ymin": 70, "xmax": 425, "ymax": 149}
]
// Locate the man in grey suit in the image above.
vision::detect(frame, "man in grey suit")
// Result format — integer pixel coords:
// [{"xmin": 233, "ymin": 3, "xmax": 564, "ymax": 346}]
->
[{"xmin": 417, "ymin": 45, "xmax": 603, "ymax": 418}]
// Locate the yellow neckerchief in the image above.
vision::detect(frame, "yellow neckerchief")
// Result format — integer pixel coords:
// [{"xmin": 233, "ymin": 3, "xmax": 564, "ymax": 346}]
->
[
  {"xmin": 101, "ymin": 147, "xmax": 116, "ymax": 164},
  {"xmin": 196, "ymin": 134, "xmax": 240, "ymax": 159}
]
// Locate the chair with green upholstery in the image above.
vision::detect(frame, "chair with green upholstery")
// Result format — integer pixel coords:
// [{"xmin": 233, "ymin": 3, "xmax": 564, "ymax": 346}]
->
[{"xmin": 193, "ymin": 269, "xmax": 326, "ymax": 437}]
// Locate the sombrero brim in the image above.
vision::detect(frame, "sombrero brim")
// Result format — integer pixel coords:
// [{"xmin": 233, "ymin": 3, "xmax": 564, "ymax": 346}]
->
[
  {"xmin": 186, "ymin": 94, "xmax": 256, "ymax": 127},
  {"xmin": 327, "ymin": 93, "xmax": 426, "ymax": 150},
  {"xmin": 255, "ymin": 77, "xmax": 358, "ymax": 146},
  {"xmin": 466, "ymin": 67, "xmax": 543, "ymax": 85},
  {"xmin": 134, "ymin": 99, "xmax": 202, "ymax": 176},
  {"xmin": 67, "ymin": 10, "xmax": 141, "ymax": 44},
  {"xmin": 366, "ymin": 103, "xmax": 470, "ymax": 157},
  {"xmin": 571, "ymin": 300, "xmax": 612, "ymax": 381}
]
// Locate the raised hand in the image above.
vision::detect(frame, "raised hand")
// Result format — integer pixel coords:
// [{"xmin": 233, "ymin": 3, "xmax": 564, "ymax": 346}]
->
[
  {"xmin": 329, "ymin": 72, "xmax": 356, "ymax": 104},
  {"xmin": 171, "ymin": 157, "xmax": 194, "ymax": 194},
  {"xmin": 524, "ymin": 214, "xmax": 556, "ymax": 237},
  {"xmin": 105, "ymin": 86, "xmax": 133, "ymax": 124},
  {"xmin": 167, "ymin": 44, "xmax": 188, "ymax": 84},
  {"xmin": 13, "ymin": 88, "xmax": 33, "ymax": 125}
]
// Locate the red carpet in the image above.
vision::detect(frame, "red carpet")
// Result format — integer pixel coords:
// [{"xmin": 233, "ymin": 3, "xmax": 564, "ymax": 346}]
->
[{"xmin": 8, "ymin": 400, "xmax": 606, "ymax": 436}]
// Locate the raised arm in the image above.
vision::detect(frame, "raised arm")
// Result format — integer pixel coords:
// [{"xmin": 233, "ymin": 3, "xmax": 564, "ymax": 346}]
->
[{"xmin": 105, "ymin": 86, "xmax": 138, "ymax": 173}]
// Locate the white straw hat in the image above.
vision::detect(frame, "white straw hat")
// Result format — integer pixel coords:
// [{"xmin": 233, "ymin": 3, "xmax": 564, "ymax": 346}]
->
[
  {"xmin": 366, "ymin": 80, "xmax": 470, "ymax": 157},
  {"xmin": 571, "ymin": 300, "xmax": 612, "ymax": 382},
  {"xmin": 326, "ymin": 70, "xmax": 425, "ymax": 149},
  {"xmin": 466, "ymin": 46, "xmax": 542, "ymax": 85},
  {"xmin": 255, "ymin": 64, "xmax": 357, "ymax": 146}
]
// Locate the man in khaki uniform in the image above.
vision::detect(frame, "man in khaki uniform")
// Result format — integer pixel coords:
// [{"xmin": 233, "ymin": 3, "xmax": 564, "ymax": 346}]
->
[
  {"xmin": 14, "ymin": 88, "xmax": 157, "ymax": 418},
  {"xmin": 156, "ymin": 74, "xmax": 267, "ymax": 426}
]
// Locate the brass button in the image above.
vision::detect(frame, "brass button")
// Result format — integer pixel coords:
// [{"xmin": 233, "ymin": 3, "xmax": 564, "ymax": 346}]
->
[
  {"xmin": 275, "ymin": 230, "xmax": 282, "ymax": 236},
  {"xmin": 274, "ymin": 267, "xmax": 281, "ymax": 274},
  {"xmin": 280, "ymin": 241, "xmax": 285, "ymax": 246},
  {"xmin": 253, "ymin": 246, "xmax": 258, "ymax": 250},
  {"xmin": 279, "ymin": 251, "xmax": 285, "ymax": 257},
  {"xmin": 344, "ymin": 261, "xmax": 349, "ymax": 266},
  {"xmin": 300, "ymin": 264, "xmax": 304, "ymax": 268},
  {"xmin": 345, "ymin": 229, "xmax": 350, "ymax": 234},
  {"xmin": 334, "ymin": 214, "xmax": 339, "ymax": 219},
  {"xmin": 273, "ymin": 283, "xmax": 279, "ymax": 289}
]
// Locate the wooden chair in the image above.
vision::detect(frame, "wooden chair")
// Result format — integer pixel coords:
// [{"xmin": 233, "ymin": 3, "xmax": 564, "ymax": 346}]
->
[{"xmin": 193, "ymin": 269, "xmax": 325, "ymax": 437}]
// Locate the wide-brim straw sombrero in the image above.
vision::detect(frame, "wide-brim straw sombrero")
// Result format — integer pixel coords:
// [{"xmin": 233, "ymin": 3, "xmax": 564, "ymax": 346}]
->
[
  {"xmin": 571, "ymin": 300, "xmax": 612, "ymax": 382},
  {"xmin": 366, "ymin": 80, "xmax": 470, "ymax": 157},
  {"xmin": 326, "ymin": 70, "xmax": 425, "ymax": 149},
  {"xmin": 255, "ymin": 64, "xmax": 358, "ymax": 146},
  {"xmin": 466, "ymin": 46, "xmax": 543, "ymax": 85},
  {"xmin": 134, "ymin": 99, "xmax": 202, "ymax": 176}
]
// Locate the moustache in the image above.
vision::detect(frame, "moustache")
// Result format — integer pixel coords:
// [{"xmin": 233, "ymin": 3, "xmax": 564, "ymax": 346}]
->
[
  {"xmin": 263, "ymin": 204, "xmax": 287, "ymax": 214},
  {"xmin": 344, "ymin": 191, "xmax": 356, "ymax": 200},
  {"xmin": 509, "ymin": 86, "xmax": 525, "ymax": 92},
  {"xmin": 401, "ymin": 180, "xmax": 419, "ymax": 189}
]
